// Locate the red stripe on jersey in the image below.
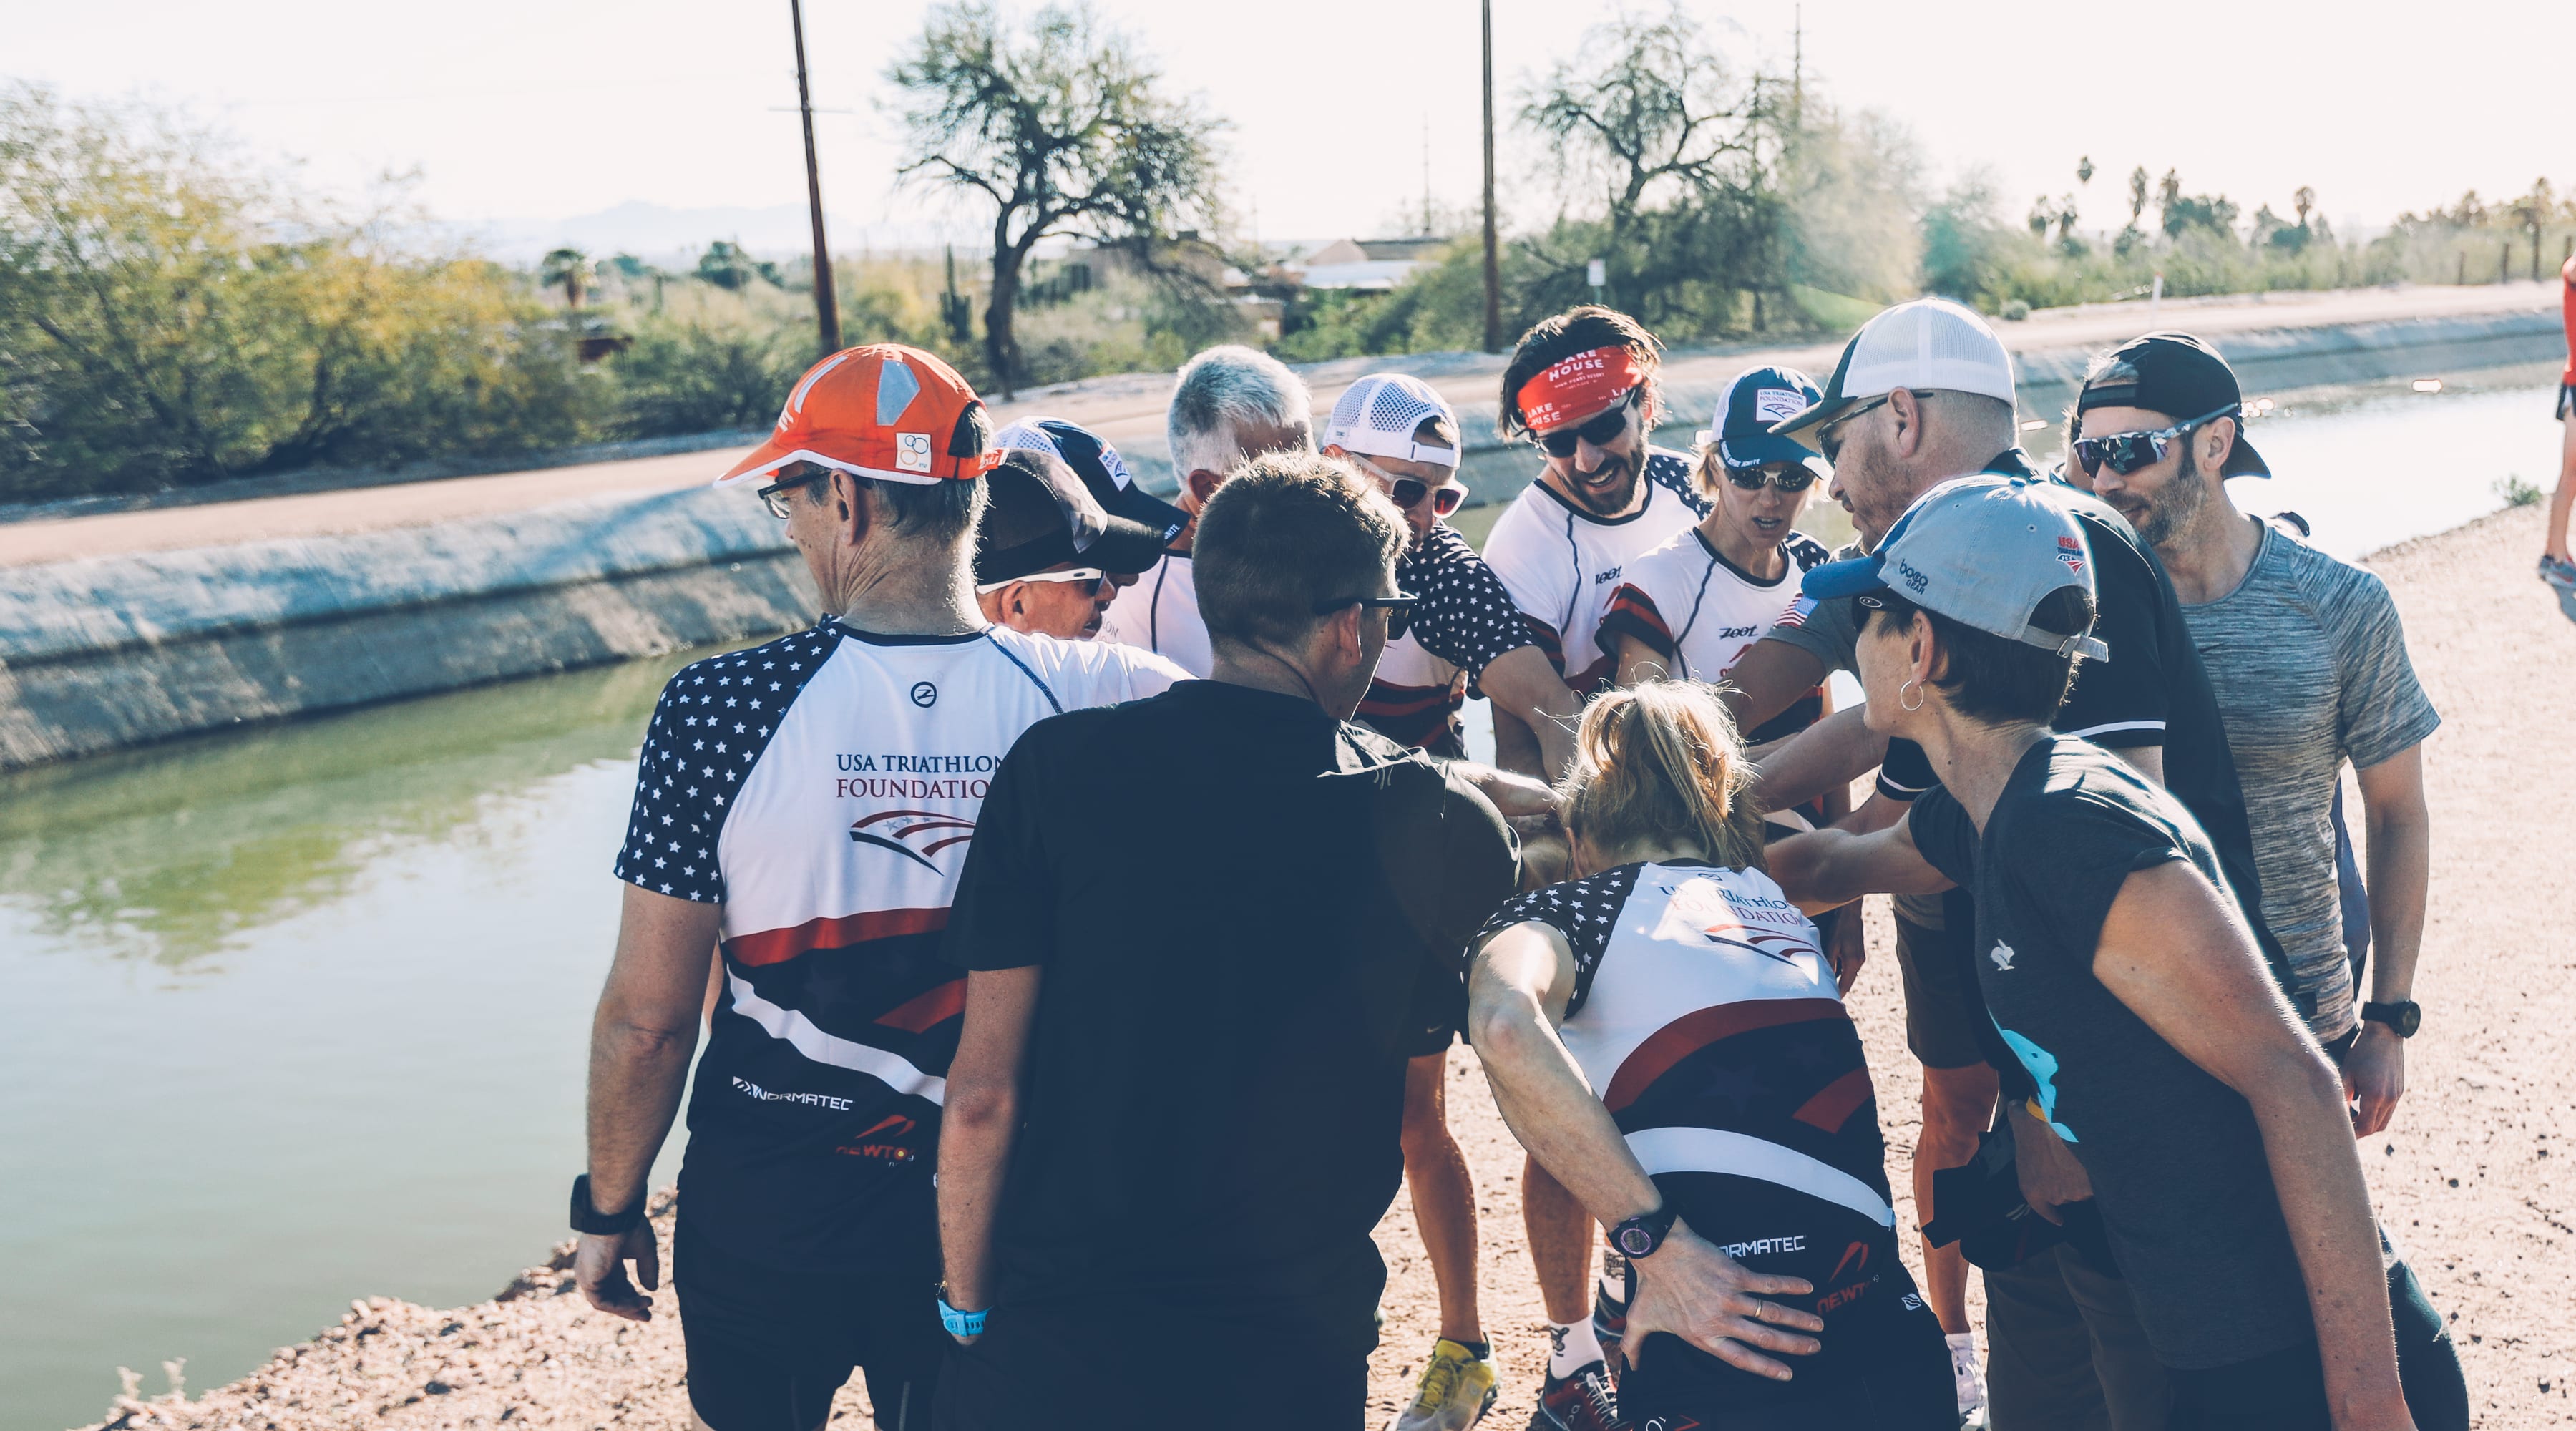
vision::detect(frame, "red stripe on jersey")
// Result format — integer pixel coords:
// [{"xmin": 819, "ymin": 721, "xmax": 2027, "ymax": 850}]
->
[
  {"xmin": 1604, "ymin": 583, "xmax": 1672, "ymax": 646},
  {"xmin": 1790, "ymin": 1067, "xmax": 1876, "ymax": 1135},
  {"xmin": 727, "ymin": 907, "xmax": 950, "ymax": 967},
  {"xmin": 1359, "ymin": 680, "xmax": 1455, "ymax": 718},
  {"xmin": 1603, "ymin": 997, "xmax": 1845, "ymax": 1114},
  {"xmin": 874, "ymin": 977, "xmax": 966, "ymax": 1032},
  {"xmin": 1518, "ymin": 614, "xmax": 1566, "ymax": 671}
]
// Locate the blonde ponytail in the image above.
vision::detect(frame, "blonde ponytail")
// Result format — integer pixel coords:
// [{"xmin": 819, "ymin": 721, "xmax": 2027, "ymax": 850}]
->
[{"xmin": 1559, "ymin": 681, "xmax": 1767, "ymax": 871}]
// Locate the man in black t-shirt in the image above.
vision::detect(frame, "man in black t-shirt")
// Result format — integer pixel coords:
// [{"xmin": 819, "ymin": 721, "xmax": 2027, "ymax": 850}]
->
[
  {"xmin": 934, "ymin": 454, "xmax": 1519, "ymax": 1431},
  {"xmin": 1772, "ymin": 476, "xmax": 2409, "ymax": 1430}
]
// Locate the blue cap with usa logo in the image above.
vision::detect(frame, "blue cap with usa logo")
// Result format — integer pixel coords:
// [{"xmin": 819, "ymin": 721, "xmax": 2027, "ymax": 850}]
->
[
  {"xmin": 1698, "ymin": 363, "xmax": 1824, "ymax": 470},
  {"xmin": 1802, "ymin": 475, "xmax": 2111, "ymax": 662}
]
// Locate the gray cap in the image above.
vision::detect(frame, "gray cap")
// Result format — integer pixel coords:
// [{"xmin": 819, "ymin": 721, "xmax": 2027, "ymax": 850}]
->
[{"xmin": 1802, "ymin": 476, "xmax": 2110, "ymax": 662}]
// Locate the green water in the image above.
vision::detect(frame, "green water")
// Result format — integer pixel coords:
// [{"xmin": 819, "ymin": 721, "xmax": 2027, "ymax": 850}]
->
[{"xmin": 0, "ymin": 655, "xmax": 703, "ymax": 1431}]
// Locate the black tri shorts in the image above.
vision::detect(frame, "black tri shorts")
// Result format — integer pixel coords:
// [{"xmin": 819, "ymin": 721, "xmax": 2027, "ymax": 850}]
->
[
  {"xmin": 1891, "ymin": 910, "xmax": 1989, "ymax": 1072},
  {"xmin": 2557, "ymin": 382, "xmax": 2572, "ymax": 421},
  {"xmin": 673, "ymin": 1212, "xmax": 947, "ymax": 1431},
  {"xmin": 1619, "ymin": 1254, "xmax": 1954, "ymax": 1430}
]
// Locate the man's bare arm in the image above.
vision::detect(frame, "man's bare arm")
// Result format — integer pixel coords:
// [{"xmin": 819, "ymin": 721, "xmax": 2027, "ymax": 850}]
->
[
  {"xmin": 1765, "ymin": 816, "xmax": 1953, "ymax": 914},
  {"xmin": 937, "ymin": 965, "xmax": 1043, "ymax": 1330},
  {"xmin": 578, "ymin": 884, "xmax": 722, "ymax": 1320},
  {"xmin": 2349, "ymin": 747, "xmax": 2431, "ymax": 1136},
  {"xmin": 1470, "ymin": 924, "xmax": 1822, "ymax": 1378},
  {"xmin": 2094, "ymin": 861, "xmax": 2409, "ymax": 1430},
  {"xmin": 1751, "ymin": 704, "xmax": 1888, "ymax": 816},
  {"xmin": 1719, "ymin": 638, "xmax": 1828, "ymax": 733},
  {"xmin": 1480, "ymin": 645, "xmax": 1585, "ymax": 782}
]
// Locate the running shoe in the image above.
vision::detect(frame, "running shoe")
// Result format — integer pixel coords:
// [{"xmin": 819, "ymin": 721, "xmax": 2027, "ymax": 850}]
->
[
  {"xmin": 1591, "ymin": 1253, "xmax": 1629, "ymax": 1372},
  {"xmin": 1528, "ymin": 1361, "xmax": 1623, "ymax": 1431},
  {"xmin": 1948, "ymin": 1331, "xmax": 1989, "ymax": 1428},
  {"xmin": 2541, "ymin": 555, "xmax": 2576, "ymax": 591},
  {"xmin": 1388, "ymin": 1339, "xmax": 1498, "ymax": 1431}
]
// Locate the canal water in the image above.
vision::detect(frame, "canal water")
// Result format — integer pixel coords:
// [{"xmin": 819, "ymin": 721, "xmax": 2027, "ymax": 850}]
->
[{"xmin": 3, "ymin": 370, "xmax": 2565, "ymax": 1430}]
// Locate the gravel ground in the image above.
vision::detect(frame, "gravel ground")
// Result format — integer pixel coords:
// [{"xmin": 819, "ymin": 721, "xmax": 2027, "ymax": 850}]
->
[{"xmin": 77, "ymin": 503, "xmax": 2576, "ymax": 1429}]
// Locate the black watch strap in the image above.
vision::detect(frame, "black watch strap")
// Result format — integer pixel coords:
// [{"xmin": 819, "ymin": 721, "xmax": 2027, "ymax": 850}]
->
[
  {"xmin": 1610, "ymin": 1203, "xmax": 1678, "ymax": 1260},
  {"xmin": 571, "ymin": 1174, "xmax": 645, "ymax": 1236},
  {"xmin": 2360, "ymin": 1000, "xmax": 2421, "ymax": 1038}
]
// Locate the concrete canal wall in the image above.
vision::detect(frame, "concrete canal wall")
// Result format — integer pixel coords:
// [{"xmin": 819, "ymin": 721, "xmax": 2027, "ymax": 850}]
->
[
  {"xmin": 0, "ymin": 301, "xmax": 2562, "ymax": 771},
  {"xmin": 0, "ymin": 487, "xmax": 817, "ymax": 771}
]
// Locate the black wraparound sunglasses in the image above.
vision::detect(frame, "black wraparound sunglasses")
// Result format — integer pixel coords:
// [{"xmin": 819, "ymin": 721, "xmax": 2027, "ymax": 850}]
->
[
  {"xmin": 1313, "ymin": 592, "xmax": 1420, "ymax": 640},
  {"xmin": 1532, "ymin": 391, "xmax": 1639, "ymax": 458},
  {"xmin": 1724, "ymin": 463, "xmax": 1820, "ymax": 492},
  {"xmin": 2070, "ymin": 405, "xmax": 2239, "ymax": 478}
]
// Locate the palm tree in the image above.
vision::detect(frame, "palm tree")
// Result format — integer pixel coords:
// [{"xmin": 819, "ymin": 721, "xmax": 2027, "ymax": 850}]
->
[{"xmin": 540, "ymin": 248, "xmax": 592, "ymax": 309}]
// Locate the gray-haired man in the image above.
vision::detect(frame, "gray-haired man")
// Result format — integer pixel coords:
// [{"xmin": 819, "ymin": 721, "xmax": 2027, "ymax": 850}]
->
[{"xmin": 1098, "ymin": 344, "xmax": 1316, "ymax": 674}]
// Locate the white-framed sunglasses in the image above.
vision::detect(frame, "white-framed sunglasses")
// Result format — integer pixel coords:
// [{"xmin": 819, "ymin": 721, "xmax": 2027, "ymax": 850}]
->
[{"xmin": 974, "ymin": 567, "xmax": 1109, "ymax": 595}]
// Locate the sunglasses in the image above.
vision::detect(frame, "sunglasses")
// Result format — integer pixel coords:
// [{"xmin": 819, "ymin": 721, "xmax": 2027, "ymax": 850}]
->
[
  {"xmin": 1814, "ymin": 391, "xmax": 1931, "ymax": 465},
  {"xmin": 975, "ymin": 567, "xmax": 1111, "ymax": 596},
  {"xmin": 1347, "ymin": 454, "xmax": 1469, "ymax": 517},
  {"xmin": 1312, "ymin": 592, "xmax": 1420, "ymax": 641},
  {"xmin": 1532, "ymin": 391, "xmax": 1639, "ymax": 458},
  {"xmin": 2069, "ymin": 405, "xmax": 2239, "ymax": 478},
  {"xmin": 756, "ymin": 468, "xmax": 831, "ymax": 519},
  {"xmin": 1724, "ymin": 463, "xmax": 1819, "ymax": 493}
]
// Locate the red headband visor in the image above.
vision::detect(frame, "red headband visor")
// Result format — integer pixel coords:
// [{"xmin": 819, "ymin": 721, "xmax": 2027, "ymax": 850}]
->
[{"xmin": 1518, "ymin": 346, "xmax": 1651, "ymax": 434}]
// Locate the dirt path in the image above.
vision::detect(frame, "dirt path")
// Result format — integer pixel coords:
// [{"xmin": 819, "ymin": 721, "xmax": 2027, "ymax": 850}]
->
[
  {"xmin": 7, "ymin": 283, "xmax": 2554, "ymax": 571},
  {"xmin": 78, "ymin": 503, "xmax": 2576, "ymax": 1430}
]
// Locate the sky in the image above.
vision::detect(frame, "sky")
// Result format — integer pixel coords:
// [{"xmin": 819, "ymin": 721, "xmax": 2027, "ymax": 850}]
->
[{"xmin": 9, "ymin": 0, "xmax": 2566, "ymax": 258}]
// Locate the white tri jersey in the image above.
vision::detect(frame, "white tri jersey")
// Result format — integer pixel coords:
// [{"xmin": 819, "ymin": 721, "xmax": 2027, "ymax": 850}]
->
[
  {"xmin": 1598, "ymin": 528, "xmax": 1835, "ymax": 683},
  {"xmin": 1479, "ymin": 859, "xmax": 1893, "ymax": 1233},
  {"xmin": 614, "ymin": 615, "xmax": 1185, "ymax": 1269},
  {"xmin": 1478, "ymin": 449, "xmax": 1702, "ymax": 693},
  {"xmin": 1096, "ymin": 550, "xmax": 1211, "ymax": 678}
]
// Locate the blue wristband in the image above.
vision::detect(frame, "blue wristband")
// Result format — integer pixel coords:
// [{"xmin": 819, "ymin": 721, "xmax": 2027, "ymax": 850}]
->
[{"xmin": 938, "ymin": 1296, "xmax": 989, "ymax": 1337}]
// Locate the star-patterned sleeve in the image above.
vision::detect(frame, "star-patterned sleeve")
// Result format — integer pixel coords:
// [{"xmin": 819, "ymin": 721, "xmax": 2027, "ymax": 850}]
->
[
  {"xmin": 610, "ymin": 622, "xmax": 839, "ymax": 903},
  {"xmin": 1645, "ymin": 448, "xmax": 1714, "ymax": 518},
  {"xmin": 1402, "ymin": 525, "xmax": 1538, "ymax": 695},
  {"xmin": 1474, "ymin": 864, "xmax": 1647, "ymax": 1017}
]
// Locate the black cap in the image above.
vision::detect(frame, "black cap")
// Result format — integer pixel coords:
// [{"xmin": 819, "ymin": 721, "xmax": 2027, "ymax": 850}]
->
[
  {"xmin": 992, "ymin": 417, "xmax": 1189, "ymax": 542},
  {"xmin": 2077, "ymin": 332, "xmax": 2271, "ymax": 478},
  {"xmin": 974, "ymin": 450, "xmax": 1174, "ymax": 587}
]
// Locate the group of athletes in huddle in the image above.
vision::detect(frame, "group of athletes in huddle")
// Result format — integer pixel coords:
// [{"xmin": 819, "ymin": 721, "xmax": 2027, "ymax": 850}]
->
[{"xmin": 568, "ymin": 287, "xmax": 2486, "ymax": 1431}]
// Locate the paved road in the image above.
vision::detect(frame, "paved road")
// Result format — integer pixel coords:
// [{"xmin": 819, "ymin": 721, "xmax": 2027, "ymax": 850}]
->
[{"xmin": 2, "ymin": 282, "xmax": 2555, "ymax": 570}]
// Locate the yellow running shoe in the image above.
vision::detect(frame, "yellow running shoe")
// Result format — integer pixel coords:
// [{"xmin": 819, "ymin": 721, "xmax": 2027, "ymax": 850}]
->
[{"xmin": 1388, "ymin": 1338, "xmax": 1499, "ymax": 1431}]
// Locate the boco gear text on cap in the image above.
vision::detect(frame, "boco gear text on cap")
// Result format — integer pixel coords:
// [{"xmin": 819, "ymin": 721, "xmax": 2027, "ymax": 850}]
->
[
  {"xmin": 1700, "ymin": 364, "xmax": 1825, "ymax": 470},
  {"xmin": 1770, "ymin": 298, "xmax": 2019, "ymax": 453},
  {"xmin": 718, "ymin": 343, "xmax": 996, "ymax": 487},
  {"xmin": 1802, "ymin": 476, "xmax": 2111, "ymax": 663},
  {"xmin": 2075, "ymin": 331, "xmax": 2272, "ymax": 479},
  {"xmin": 1322, "ymin": 373, "xmax": 1463, "ymax": 467}
]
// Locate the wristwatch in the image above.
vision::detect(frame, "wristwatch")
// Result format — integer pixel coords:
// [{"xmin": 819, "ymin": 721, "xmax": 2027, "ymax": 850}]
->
[
  {"xmin": 569, "ymin": 1174, "xmax": 645, "ymax": 1236},
  {"xmin": 1609, "ymin": 1204, "xmax": 1679, "ymax": 1260},
  {"xmin": 937, "ymin": 1283, "xmax": 990, "ymax": 1337},
  {"xmin": 2360, "ymin": 1000, "xmax": 2421, "ymax": 1038}
]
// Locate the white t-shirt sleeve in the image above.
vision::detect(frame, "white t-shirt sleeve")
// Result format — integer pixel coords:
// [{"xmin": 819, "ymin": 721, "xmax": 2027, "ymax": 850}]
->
[
  {"xmin": 1005, "ymin": 629, "xmax": 1190, "ymax": 709},
  {"xmin": 1478, "ymin": 497, "xmax": 1577, "ymax": 643}
]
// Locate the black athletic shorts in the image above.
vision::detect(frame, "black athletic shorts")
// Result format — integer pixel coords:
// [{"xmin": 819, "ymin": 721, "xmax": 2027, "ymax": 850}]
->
[
  {"xmin": 1891, "ymin": 912, "xmax": 1988, "ymax": 1071},
  {"xmin": 1619, "ymin": 1256, "xmax": 1953, "ymax": 1430},
  {"xmin": 2556, "ymin": 382, "xmax": 2572, "ymax": 421},
  {"xmin": 673, "ymin": 1212, "xmax": 946, "ymax": 1431}
]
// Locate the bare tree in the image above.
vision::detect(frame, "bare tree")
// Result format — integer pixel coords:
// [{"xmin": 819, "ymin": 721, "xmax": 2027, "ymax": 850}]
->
[
  {"xmin": 1522, "ymin": 7, "xmax": 1752, "ymax": 258},
  {"xmin": 2293, "ymin": 185, "xmax": 2316, "ymax": 229},
  {"xmin": 887, "ymin": 2, "xmax": 1222, "ymax": 394}
]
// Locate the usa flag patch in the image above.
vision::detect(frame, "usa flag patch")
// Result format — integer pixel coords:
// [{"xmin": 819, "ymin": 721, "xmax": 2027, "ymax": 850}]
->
[{"xmin": 2057, "ymin": 536, "xmax": 2085, "ymax": 577}]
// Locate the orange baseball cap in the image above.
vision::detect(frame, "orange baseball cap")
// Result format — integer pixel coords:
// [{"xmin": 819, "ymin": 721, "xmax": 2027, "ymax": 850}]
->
[{"xmin": 715, "ymin": 343, "xmax": 998, "ymax": 487}]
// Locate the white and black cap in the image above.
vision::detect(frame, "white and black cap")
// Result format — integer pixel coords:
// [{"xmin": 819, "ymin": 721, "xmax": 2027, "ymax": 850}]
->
[
  {"xmin": 1321, "ymin": 373, "xmax": 1462, "ymax": 467},
  {"xmin": 1802, "ymin": 475, "xmax": 2111, "ymax": 662},
  {"xmin": 974, "ymin": 446, "xmax": 1174, "ymax": 587},
  {"xmin": 1770, "ymin": 298, "xmax": 2019, "ymax": 452},
  {"xmin": 993, "ymin": 417, "xmax": 1190, "ymax": 541}
]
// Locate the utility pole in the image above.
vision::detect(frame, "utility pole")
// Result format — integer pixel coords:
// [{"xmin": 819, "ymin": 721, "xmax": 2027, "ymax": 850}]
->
[
  {"xmin": 790, "ymin": 0, "xmax": 841, "ymax": 357},
  {"xmin": 1480, "ymin": 0, "xmax": 1501, "ymax": 351}
]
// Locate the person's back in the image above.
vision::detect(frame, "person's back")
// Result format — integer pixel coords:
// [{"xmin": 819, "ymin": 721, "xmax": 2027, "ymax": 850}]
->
[
  {"xmin": 936, "ymin": 451, "xmax": 1517, "ymax": 1431},
  {"xmin": 971, "ymin": 684, "xmax": 1506, "ymax": 1300}
]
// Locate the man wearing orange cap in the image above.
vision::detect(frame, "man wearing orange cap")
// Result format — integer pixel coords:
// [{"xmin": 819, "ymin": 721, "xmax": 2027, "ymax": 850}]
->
[{"xmin": 569, "ymin": 345, "xmax": 1186, "ymax": 1431}]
